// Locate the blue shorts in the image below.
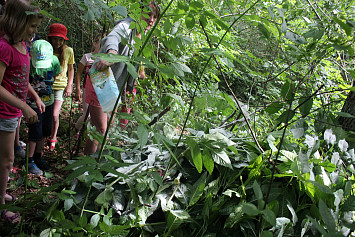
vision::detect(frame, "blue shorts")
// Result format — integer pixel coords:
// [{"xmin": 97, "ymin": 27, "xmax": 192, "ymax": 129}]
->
[
  {"xmin": 28, "ymin": 104, "xmax": 54, "ymax": 141},
  {"xmin": 0, "ymin": 117, "xmax": 19, "ymax": 132}
]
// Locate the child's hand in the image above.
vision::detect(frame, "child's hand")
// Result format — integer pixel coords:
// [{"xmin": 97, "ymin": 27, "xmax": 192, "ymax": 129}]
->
[
  {"xmin": 64, "ymin": 86, "xmax": 72, "ymax": 97},
  {"xmin": 35, "ymin": 99, "xmax": 45, "ymax": 114},
  {"xmin": 22, "ymin": 104, "xmax": 38, "ymax": 124},
  {"xmin": 95, "ymin": 59, "xmax": 111, "ymax": 71},
  {"xmin": 75, "ymin": 88, "xmax": 82, "ymax": 101}
]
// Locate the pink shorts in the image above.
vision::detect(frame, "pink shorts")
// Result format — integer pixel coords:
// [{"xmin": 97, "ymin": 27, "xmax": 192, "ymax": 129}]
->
[{"xmin": 84, "ymin": 78, "xmax": 101, "ymax": 107}]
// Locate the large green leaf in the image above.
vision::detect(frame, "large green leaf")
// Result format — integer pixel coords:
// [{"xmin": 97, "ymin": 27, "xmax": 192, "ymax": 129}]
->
[
  {"xmin": 291, "ymin": 119, "xmax": 307, "ymax": 139},
  {"xmin": 186, "ymin": 138, "xmax": 202, "ymax": 173},
  {"xmin": 166, "ymin": 210, "xmax": 191, "ymax": 234},
  {"xmin": 281, "ymin": 80, "xmax": 293, "ymax": 102},
  {"xmin": 262, "ymin": 209, "xmax": 276, "ymax": 226},
  {"xmin": 277, "ymin": 110, "xmax": 295, "ymax": 124},
  {"xmin": 152, "ymin": 171, "xmax": 163, "ymax": 186},
  {"xmin": 211, "ymin": 150, "xmax": 232, "ymax": 169},
  {"xmin": 225, "ymin": 203, "xmax": 243, "ymax": 228},
  {"xmin": 221, "ymin": 93, "xmax": 237, "ymax": 110},
  {"xmin": 310, "ymin": 217, "xmax": 327, "ymax": 235},
  {"xmin": 95, "ymin": 189, "xmax": 113, "ymax": 208},
  {"xmin": 126, "ymin": 62, "xmax": 139, "ymax": 79},
  {"xmin": 265, "ymin": 102, "xmax": 283, "ymax": 114},
  {"xmin": 242, "ymin": 203, "xmax": 260, "ymax": 216},
  {"xmin": 137, "ymin": 124, "xmax": 149, "ymax": 147},
  {"xmin": 188, "ymin": 172, "xmax": 207, "ymax": 207},
  {"xmin": 90, "ymin": 214, "xmax": 100, "ymax": 227},
  {"xmin": 111, "ymin": 6, "xmax": 127, "ymax": 17},
  {"xmin": 319, "ymin": 200, "xmax": 336, "ymax": 233},
  {"xmin": 189, "ymin": 1, "xmax": 203, "ymax": 12},
  {"xmin": 342, "ymin": 195, "xmax": 355, "ymax": 211},
  {"xmin": 64, "ymin": 156, "xmax": 97, "ymax": 170},
  {"xmin": 258, "ymin": 23, "xmax": 270, "ymax": 40},
  {"xmin": 202, "ymin": 149, "xmax": 214, "ymax": 174},
  {"xmin": 252, "ymin": 180, "xmax": 263, "ymax": 202},
  {"xmin": 261, "ymin": 231, "xmax": 273, "ymax": 237},
  {"xmin": 203, "ymin": 132, "xmax": 235, "ymax": 146},
  {"xmin": 333, "ymin": 17, "xmax": 352, "ymax": 36},
  {"xmin": 298, "ymin": 97, "xmax": 313, "ymax": 115},
  {"xmin": 185, "ymin": 13, "xmax": 195, "ymax": 29}
]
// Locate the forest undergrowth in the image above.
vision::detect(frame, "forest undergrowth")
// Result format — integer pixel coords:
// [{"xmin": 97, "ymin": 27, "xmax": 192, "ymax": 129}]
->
[{"xmin": 1, "ymin": 0, "xmax": 355, "ymax": 236}]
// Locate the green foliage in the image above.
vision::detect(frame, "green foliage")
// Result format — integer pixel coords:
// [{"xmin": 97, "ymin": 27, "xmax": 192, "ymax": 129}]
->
[{"xmin": 4, "ymin": 0, "xmax": 355, "ymax": 236}]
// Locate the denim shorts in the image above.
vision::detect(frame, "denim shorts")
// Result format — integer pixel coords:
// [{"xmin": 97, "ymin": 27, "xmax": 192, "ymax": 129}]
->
[
  {"xmin": 0, "ymin": 117, "xmax": 19, "ymax": 132},
  {"xmin": 54, "ymin": 90, "xmax": 64, "ymax": 101},
  {"xmin": 28, "ymin": 104, "xmax": 54, "ymax": 141}
]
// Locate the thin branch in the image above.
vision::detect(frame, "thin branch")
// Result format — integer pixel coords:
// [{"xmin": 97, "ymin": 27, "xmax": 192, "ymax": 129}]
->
[
  {"xmin": 219, "ymin": 110, "xmax": 236, "ymax": 127},
  {"xmin": 148, "ymin": 106, "xmax": 171, "ymax": 126},
  {"xmin": 306, "ymin": 0, "xmax": 322, "ymax": 21},
  {"xmin": 221, "ymin": 13, "xmax": 301, "ymax": 36},
  {"xmin": 200, "ymin": 21, "xmax": 264, "ymax": 153}
]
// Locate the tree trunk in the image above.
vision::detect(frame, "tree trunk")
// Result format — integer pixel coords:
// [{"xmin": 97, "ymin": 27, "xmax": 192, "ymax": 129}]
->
[{"xmin": 339, "ymin": 89, "xmax": 355, "ymax": 132}]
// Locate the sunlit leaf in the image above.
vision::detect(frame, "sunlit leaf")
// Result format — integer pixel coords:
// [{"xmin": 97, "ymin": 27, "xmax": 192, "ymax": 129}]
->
[
  {"xmin": 202, "ymin": 149, "xmax": 214, "ymax": 174},
  {"xmin": 211, "ymin": 150, "xmax": 232, "ymax": 169},
  {"xmin": 90, "ymin": 214, "xmax": 100, "ymax": 227},
  {"xmin": 166, "ymin": 210, "xmax": 191, "ymax": 234},
  {"xmin": 186, "ymin": 138, "xmax": 202, "ymax": 173}
]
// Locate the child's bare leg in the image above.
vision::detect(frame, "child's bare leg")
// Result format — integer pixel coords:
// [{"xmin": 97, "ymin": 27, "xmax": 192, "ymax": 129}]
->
[
  {"xmin": 0, "ymin": 130, "xmax": 15, "ymax": 205},
  {"xmin": 84, "ymin": 105, "xmax": 107, "ymax": 155},
  {"xmin": 14, "ymin": 118, "xmax": 20, "ymax": 147},
  {"xmin": 50, "ymin": 99, "xmax": 62, "ymax": 148},
  {"xmin": 28, "ymin": 140, "xmax": 36, "ymax": 158}
]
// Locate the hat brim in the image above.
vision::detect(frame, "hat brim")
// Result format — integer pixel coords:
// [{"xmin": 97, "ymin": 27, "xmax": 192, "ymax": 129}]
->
[
  {"xmin": 32, "ymin": 59, "xmax": 52, "ymax": 69},
  {"xmin": 48, "ymin": 33, "xmax": 69, "ymax": 40}
]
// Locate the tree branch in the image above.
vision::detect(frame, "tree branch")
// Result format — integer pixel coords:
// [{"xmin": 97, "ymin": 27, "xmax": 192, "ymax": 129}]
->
[{"xmin": 200, "ymin": 21, "xmax": 264, "ymax": 153}]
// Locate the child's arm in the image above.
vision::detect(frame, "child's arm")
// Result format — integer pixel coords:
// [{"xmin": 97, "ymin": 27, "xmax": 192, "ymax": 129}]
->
[
  {"xmin": 0, "ymin": 61, "xmax": 38, "ymax": 124},
  {"xmin": 64, "ymin": 63, "xmax": 74, "ymax": 97},
  {"xmin": 75, "ymin": 62, "xmax": 85, "ymax": 101},
  {"xmin": 27, "ymin": 83, "xmax": 45, "ymax": 114}
]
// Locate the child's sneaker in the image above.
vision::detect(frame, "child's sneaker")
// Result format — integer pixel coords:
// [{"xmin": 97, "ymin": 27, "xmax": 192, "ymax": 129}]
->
[
  {"xmin": 34, "ymin": 157, "xmax": 51, "ymax": 171},
  {"xmin": 14, "ymin": 146, "xmax": 25, "ymax": 159},
  {"xmin": 28, "ymin": 161, "xmax": 43, "ymax": 176}
]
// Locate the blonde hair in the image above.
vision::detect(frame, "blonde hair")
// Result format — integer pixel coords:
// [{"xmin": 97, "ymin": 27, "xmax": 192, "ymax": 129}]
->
[{"xmin": 0, "ymin": 0, "xmax": 42, "ymax": 44}]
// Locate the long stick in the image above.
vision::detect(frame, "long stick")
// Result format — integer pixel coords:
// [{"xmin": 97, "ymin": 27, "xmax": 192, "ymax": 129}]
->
[{"xmin": 200, "ymin": 21, "xmax": 264, "ymax": 153}]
